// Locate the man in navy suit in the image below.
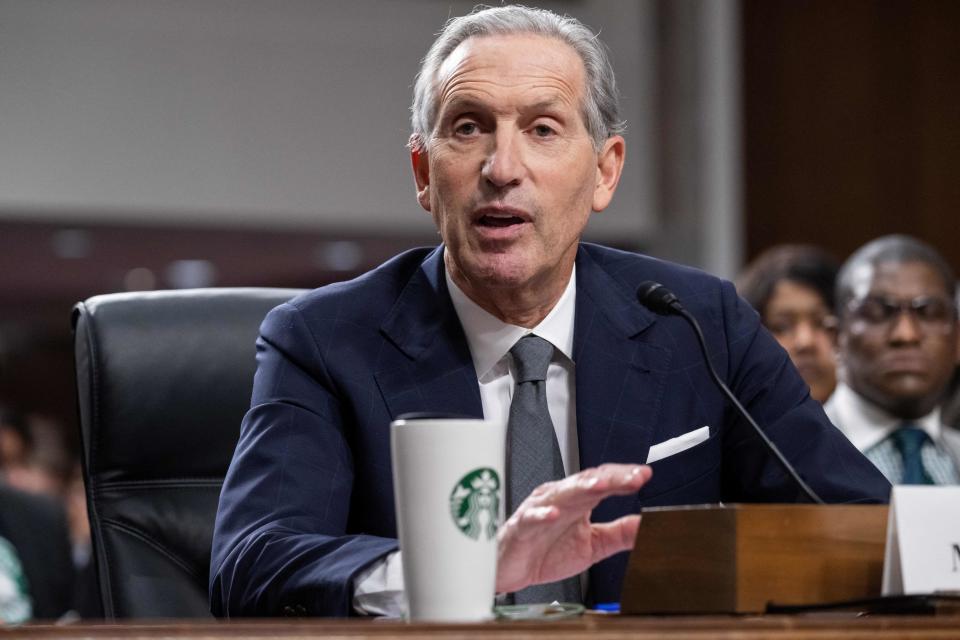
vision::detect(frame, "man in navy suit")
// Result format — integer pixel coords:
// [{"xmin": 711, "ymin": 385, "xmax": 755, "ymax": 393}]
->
[{"xmin": 210, "ymin": 5, "xmax": 889, "ymax": 618}]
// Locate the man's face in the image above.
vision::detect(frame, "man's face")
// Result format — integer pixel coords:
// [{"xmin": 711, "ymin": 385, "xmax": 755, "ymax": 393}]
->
[
  {"xmin": 839, "ymin": 260, "xmax": 960, "ymax": 418},
  {"xmin": 411, "ymin": 34, "xmax": 624, "ymax": 312}
]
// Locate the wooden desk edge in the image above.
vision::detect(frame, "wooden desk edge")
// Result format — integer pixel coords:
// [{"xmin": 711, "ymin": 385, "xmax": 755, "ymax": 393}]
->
[{"xmin": 4, "ymin": 615, "xmax": 960, "ymax": 639}]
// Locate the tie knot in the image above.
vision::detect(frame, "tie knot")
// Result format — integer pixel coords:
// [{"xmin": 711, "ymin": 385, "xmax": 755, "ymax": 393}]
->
[
  {"xmin": 510, "ymin": 334, "xmax": 554, "ymax": 382},
  {"xmin": 891, "ymin": 425, "xmax": 929, "ymax": 456}
]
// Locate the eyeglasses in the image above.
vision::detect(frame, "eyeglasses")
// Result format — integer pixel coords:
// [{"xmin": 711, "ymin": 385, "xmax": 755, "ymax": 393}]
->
[{"xmin": 846, "ymin": 295, "xmax": 957, "ymax": 332}]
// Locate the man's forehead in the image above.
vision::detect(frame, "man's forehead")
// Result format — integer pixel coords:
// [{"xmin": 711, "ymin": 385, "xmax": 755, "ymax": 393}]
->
[
  {"xmin": 850, "ymin": 260, "xmax": 949, "ymax": 299},
  {"xmin": 436, "ymin": 33, "xmax": 585, "ymax": 97}
]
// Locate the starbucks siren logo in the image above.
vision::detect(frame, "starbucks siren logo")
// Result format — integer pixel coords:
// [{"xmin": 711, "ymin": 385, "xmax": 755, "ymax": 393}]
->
[{"xmin": 449, "ymin": 467, "xmax": 500, "ymax": 541}]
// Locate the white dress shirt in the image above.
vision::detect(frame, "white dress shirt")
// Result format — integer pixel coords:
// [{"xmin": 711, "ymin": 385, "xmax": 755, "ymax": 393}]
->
[
  {"xmin": 824, "ymin": 382, "xmax": 960, "ymax": 484},
  {"xmin": 352, "ymin": 266, "xmax": 580, "ymax": 615}
]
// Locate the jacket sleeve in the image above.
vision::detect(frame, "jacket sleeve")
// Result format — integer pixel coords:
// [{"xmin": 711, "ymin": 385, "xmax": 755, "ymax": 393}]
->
[
  {"xmin": 713, "ymin": 280, "xmax": 891, "ymax": 504},
  {"xmin": 209, "ymin": 302, "xmax": 398, "ymax": 617}
]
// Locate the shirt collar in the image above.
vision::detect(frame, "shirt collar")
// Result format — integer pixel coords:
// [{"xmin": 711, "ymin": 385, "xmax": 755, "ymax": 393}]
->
[
  {"xmin": 445, "ymin": 267, "xmax": 577, "ymax": 381},
  {"xmin": 826, "ymin": 381, "xmax": 943, "ymax": 451}
]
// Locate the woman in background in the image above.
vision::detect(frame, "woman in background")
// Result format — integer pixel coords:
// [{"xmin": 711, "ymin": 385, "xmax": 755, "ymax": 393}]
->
[{"xmin": 737, "ymin": 245, "xmax": 840, "ymax": 404}]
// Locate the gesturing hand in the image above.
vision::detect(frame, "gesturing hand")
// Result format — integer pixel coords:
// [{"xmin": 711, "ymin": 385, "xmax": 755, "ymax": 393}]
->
[{"xmin": 495, "ymin": 463, "xmax": 652, "ymax": 594}]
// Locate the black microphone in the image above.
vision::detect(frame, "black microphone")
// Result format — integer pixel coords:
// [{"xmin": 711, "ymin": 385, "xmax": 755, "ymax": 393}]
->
[{"xmin": 636, "ymin": 281, "xmax": 824, "ymax": 504}]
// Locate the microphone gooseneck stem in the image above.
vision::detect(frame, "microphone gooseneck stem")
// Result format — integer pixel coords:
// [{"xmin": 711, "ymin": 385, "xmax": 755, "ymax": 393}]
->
[{"xmin": 673, "ymin": 305, "xmax": 825, "ymax": 505}]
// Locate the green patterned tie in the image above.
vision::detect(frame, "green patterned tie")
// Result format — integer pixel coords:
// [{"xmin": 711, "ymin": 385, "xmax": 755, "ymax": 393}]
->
[{"xmin": 891, "ymin": 425, "xmax": 934, "ymax": 485}]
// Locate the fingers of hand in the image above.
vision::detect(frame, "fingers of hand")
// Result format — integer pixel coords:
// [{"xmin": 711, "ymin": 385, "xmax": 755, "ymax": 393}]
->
[
  {"xmin": 590, "ymin": 514, "xmax": 642, "ymax": 564},
  {"xmin": 574, "ymin": 463, "xmax": 650, "ymax": 494},
  {"xmin": 520, "ymin": 505, "xmax": 558, "ymax": 525},
  {"xmin": 501, "ymin": 504, "xmax": 560, "ymax": 544},
  {"xmin": 532, "ymin": 464, "xmax": 651, "ymax": 510},
  {"xmin": 503, "ymin": 464, "xmax": 649, "ymax": 550}
]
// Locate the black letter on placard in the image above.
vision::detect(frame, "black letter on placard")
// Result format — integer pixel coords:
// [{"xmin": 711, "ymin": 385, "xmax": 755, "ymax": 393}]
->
[{"xmin": 953, "ymin": 544, "xmax": 960, "ymax": 572}]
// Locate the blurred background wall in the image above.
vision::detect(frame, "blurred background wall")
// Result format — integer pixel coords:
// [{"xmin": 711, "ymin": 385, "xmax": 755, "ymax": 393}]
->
[{"xmin": 0, "ymin": 0, "xmax": 957, "ymax": 442}]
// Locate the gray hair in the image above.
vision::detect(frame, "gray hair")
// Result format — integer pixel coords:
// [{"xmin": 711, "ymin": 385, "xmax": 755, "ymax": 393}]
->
[
  {"xmin": 836, "ymin": 234, "xmax": 957, "ymax": 314},
  {"xmin": 409, "ymin": 4, "xmax": 625, "ymax": 152}
]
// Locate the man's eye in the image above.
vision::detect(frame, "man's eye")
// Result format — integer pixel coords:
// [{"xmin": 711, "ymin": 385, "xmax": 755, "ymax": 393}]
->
[
  {"xmin": 915, "ymin": 299, "xmax": 952, "ymax": 322},
  {"xmin": 455, "ymin": 122, "xmax": 479, "ymax": 136},
  {"xmin": 532, "ymin": 124, "xmax": 555, "ymax": 137},
  {"xmin": 855, "ymin": 299, "xmax": 892, "ymax": 323}
]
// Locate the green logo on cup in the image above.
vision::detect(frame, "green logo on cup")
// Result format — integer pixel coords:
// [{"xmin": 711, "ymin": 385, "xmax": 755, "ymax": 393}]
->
[{"xmin": 449, "ymin": 468, "xmax": 500, "ymax": 541}]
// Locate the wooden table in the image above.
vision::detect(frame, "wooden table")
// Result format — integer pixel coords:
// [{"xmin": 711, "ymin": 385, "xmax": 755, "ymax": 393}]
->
[{"xmin": 4, "ymin": 615, "xmax": 960, "ymax": 639}]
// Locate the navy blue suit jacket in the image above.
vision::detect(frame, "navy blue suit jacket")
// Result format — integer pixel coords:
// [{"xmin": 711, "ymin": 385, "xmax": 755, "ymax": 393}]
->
[{"xmin": 210, "ymin": 244, "xmax": 890, "ymax": 617}]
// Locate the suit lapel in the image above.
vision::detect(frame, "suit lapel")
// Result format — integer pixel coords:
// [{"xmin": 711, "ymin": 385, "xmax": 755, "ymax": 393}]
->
[
  {"xmin": 573, "ymin": 247, "xmax": 674, "ymax": 605},
  {"xmin": 573, "ymin": 246, "xmax": 673, "ymax": 471},
  {"xmin": 375, "ymin": 244, "xmax": 675, "ymax": 464},
  {"xmin": 375, "ymin": 247, "xmax": 484, "ymax": 419}
]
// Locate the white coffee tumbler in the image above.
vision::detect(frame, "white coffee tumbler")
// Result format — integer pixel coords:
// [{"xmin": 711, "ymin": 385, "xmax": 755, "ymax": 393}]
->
[{"xmin": 390, "ymin": 417, "xmax": 506, "ymax": 621}]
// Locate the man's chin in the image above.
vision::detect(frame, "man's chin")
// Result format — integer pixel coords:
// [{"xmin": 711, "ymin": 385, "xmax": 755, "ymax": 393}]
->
[
  {"xmin": 471, "ymin": 271, "xmax": 535, "ymax": 292},
  {"xmin": 867, "ymin": 378, "xmax": 940, "ymax": 418},
  {"xmin": 880, "ymin": 371, "xmax": 932, "ymax": 393},
  {"xmin": 459, "ymin": 255, "xmax": 539, "ymax": 289}
]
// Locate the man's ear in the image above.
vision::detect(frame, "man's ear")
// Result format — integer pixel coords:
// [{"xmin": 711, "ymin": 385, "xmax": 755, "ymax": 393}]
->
[
  {"xmin": 592, "ymin": 135, "xmax": 626, "ymax": 212},
  {"xmin": 411, "ymin": 142, "xmax": 431, "ymax": 212}
]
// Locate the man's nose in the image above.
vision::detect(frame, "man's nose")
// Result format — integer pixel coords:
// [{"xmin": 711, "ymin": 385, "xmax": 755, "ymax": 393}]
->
[
  {"xmin": 889, "ymin": 309, "xmax": 923, "ymax": 344},
  {"xmin": 481, "ymin": 129, "xmax": 525, "ymax": 188}
]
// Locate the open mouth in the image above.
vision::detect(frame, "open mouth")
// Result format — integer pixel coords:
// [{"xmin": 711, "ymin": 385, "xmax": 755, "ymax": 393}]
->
[{"xmin": 478, "ymin": 214, "xmax": 526, "ymax": 228}]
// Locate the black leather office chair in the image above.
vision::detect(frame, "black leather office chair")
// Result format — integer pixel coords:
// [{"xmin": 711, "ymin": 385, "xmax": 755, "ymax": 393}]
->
[{"xmin": 73, "ymin": 288, "xmax": 305, "ymax": 619}]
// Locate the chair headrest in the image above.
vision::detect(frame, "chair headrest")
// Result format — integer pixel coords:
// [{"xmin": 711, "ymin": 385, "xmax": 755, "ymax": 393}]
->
[{"xmin": 73, "ymin": 288, "xmax": 305, "ymax": 484}]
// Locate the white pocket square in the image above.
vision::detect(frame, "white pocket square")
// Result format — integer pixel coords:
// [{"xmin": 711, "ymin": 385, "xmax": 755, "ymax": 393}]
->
[{"xmin": 645, "ymin": 426, "xmax": 710, "ymax": 464}]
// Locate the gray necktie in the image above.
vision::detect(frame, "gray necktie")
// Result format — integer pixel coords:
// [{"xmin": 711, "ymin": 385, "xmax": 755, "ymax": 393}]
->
[{"xmin": 507, "ymin": 334, "xmax": 581, "ymax": 604}]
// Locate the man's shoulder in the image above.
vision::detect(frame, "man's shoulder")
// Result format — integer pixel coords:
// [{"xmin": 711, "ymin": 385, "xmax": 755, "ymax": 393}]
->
[
  {"xmin": 940, "ymin": 423, "xmax": 960, "ymax": 456},
  {"xmin": 271, "ymin": 246, "xmax": 439, "ymax": 325},
  {"xmin": 579, "ymin": 243, "xmax": 729, "ymax": 307},
  {"xmin": 0, "ymin": 484, "xmax": 64, "ymax": 529},
  {"xmin": 0, "ymin": 485, "xmax": 70, "ymax": 555}
]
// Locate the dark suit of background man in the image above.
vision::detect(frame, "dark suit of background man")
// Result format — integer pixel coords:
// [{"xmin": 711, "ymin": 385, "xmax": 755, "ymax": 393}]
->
[
  {"xmin": 826, "ymin": 235, "xmax": 960, "ymax": 484},
  {"xmin": 0, "ymin": 484, "xmax": 75, "ymax": 621},
  {"xmin": 210, "ymin": 5, "xmax": 890, "ymax": 618}
]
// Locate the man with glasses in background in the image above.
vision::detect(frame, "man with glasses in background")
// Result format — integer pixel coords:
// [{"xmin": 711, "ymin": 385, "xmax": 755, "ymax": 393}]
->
[{"xmin": 826, "ymin": 235, "xmax": 960, "ymax": 484}]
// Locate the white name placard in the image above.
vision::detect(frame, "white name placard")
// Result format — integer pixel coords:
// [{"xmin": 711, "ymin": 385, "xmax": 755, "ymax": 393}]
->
[{"xmin": 882, "ymin": 485, "xmax": 960, "ymax": 595}]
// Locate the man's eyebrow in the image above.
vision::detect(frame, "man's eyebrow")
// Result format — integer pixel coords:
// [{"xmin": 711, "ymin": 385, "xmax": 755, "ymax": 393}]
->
[
  {"xmin": 439, "ymin": 97, "xmax": 572, "ymax": 119},
  {"xmin": 518, "ymin": 99, "xmax": 577, "ymax": 121},
  {"xmin": 524, "ymin": 99, "xmax": 567, "ymax": 113},
  {"xmin": 438, "ymin": 97, "xmax": 490, "ymax": 117}
]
